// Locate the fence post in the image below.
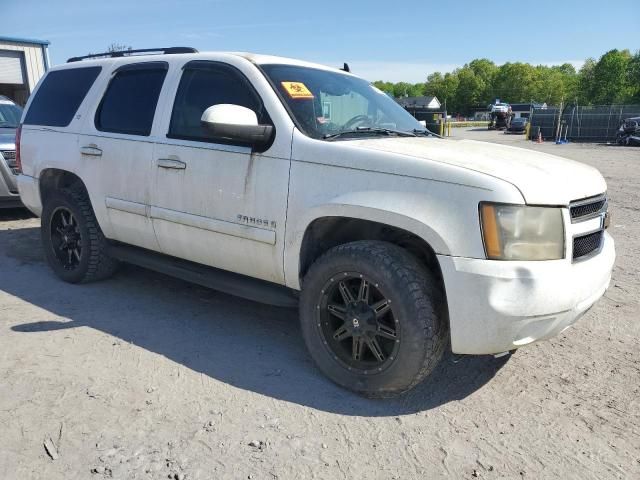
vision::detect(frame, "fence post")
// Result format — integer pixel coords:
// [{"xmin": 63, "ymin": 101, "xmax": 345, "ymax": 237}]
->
[
  {"xmin": 569, "ymin": 106, "xmax": 575, "ymax": 141},
  {"xmin": 618, "ymin": 106, "xmax": 623, "ymax": 140}
]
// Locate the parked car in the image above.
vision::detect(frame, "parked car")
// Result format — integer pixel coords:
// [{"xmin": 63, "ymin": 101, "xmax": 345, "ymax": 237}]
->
[
  {"xmin": 506, "ymin": 117, "xmax": 528, "ymax": 134},
  {"xmin": 0, "ymin": 95, "xmax": 23, "ymax": 208},
  {"xmin": 488, "ymin": 102, "xmax": 512, "ymax": 130},
  {"xmin": 16, "ymin": 48, "xmax": 615, "ymax": 396},
  {"xmin": 616, "ymin": 116, "xmax": 640, "ymax": 146}
]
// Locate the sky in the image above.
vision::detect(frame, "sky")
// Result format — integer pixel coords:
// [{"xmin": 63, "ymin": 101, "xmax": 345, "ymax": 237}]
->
[{"xmin": 2, "ymin": 0, "xmax": 638, "ymax": 82}]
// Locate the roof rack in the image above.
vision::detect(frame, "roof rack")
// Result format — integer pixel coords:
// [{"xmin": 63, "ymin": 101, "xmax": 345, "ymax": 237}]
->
[{"xmin": 67, "ymin": 47, "xmax": 198, "ymax": 63}]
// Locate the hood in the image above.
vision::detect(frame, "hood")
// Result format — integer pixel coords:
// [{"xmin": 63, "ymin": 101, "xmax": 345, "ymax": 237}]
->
[
  {"xmin": 0, "ymin": 128, "xmax": 16, "ymax": 150},
  {"xmin": 348, "ymin": 137, "xmax": 606, "ymax": 205}
]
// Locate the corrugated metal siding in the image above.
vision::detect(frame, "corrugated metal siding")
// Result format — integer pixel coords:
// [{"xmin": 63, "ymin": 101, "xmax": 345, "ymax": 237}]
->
[
  {"xmin": 0, "ymin": 40, "xmax": 46, "ymax": 92},
  {"xmin": 0, "ymin": 51, "xmax": 24, "ymax": 83}
]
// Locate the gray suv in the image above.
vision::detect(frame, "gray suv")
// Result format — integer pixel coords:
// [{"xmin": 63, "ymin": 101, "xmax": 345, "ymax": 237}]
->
[{"xmin": 0, "ymin": 95, "xmax": 23, "ymax": 208}]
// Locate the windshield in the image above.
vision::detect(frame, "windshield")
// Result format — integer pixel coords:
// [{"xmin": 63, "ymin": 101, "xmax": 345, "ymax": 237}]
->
[
  {"xmin": 261, "ymin": 64, "xmax": 428, "ymax": 140},
  {"xmin": 0, "ymin": 102, "xmax": 23, "ymax": 128}
]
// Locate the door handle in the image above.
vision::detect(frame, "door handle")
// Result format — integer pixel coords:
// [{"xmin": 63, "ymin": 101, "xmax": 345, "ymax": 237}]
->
[
  {"xmin": 157, "ymin": 158, "xmax": 186, "ymax": 170},
  {"xmin": 80, "ymin": 145, "xmax": 102, "ymax": 157}
]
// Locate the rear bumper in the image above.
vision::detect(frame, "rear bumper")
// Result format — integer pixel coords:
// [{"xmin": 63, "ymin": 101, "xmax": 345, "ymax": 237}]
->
[
  {"xmin": 438, "ymin": 232, "xmax": 615, "ymax": 355},
  {"xmin": 16, "ymin": 174, "xmax": 42, "ymax": 216}
]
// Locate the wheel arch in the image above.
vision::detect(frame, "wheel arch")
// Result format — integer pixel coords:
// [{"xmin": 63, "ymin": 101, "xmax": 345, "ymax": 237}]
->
[
  {"xmin": 287, "ymin": 203, "xmax": 450, "ymax": 300},
  {"xmin": 39, "ymin": 168, "xmax": 88, "ymax": 202}
]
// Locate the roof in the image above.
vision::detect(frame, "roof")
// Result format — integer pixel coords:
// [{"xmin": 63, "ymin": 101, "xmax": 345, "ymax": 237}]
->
[
  {"xmin": 56, "ymin": 50, "xmax": 354, "ymax": 77},
  {"xmin": 235, "ymin": 52, "xmax": 350, "ymax": 73},
  {"xmin": 0, "ymin": 35, "xmax": 50, "ymax": 46},
  {"xmin": 396, "ymin": 96, "xmax": 440, "ymax": 108}
]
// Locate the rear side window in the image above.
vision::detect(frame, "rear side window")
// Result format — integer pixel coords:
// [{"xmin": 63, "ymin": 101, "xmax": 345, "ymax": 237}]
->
[
  {"xmin": 95, "ymin": 62, "xmax": 167, "ymax": 136},
  {"xmin": 24, "ymin": 67, "xmax": 101, "ymax": 127},
  {"xmin": 168, "ymin": 62, "xmax": 267, "ymax": 142}
]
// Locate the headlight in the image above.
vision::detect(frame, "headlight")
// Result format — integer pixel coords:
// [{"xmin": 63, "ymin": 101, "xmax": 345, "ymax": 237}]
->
[{"xmin": 480, "ymin": 203, "xmax": 565, "ymax": 260}]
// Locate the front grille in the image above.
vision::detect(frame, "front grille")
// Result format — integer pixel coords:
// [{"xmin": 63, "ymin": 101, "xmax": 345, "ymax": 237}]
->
[
  {"xmin": 570, "ymin": 196, "xmax": 606, "ymax": 222},
  {"xmin": 573, "ymin": 231, "xmax": 603, "ymax": 260},
  {"xmin": 0, "ymin": 150, "xmax": 18, "ymax": 175}
]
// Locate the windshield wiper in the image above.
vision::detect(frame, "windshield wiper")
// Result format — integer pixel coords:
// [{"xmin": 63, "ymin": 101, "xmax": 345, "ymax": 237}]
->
[
  {"xmin": 412, "ymin": 128, "xmax": 441, "ymax": 138},
  {"xmin": 323, "ymin": 126, "xmax": 417, "ymax": 140}
]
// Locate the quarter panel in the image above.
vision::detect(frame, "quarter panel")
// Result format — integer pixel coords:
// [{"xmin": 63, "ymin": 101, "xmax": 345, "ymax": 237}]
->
[{"xmin": 284, "ymin": 131, "xmax": 524, "ymax": 289}]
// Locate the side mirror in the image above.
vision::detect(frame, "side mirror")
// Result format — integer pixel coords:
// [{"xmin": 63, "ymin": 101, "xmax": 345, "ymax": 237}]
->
[{"xmin": 201, "ymin": 104, "xmax": 273, "ymax": 150}]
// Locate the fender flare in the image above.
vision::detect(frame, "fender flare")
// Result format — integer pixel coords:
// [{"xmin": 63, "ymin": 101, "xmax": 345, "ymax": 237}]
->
[{"xmin": 284, "ymin": 192, "xmax": 451, "ymax": 289}]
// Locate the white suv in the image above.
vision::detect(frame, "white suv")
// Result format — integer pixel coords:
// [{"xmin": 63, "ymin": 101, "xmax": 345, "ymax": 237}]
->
[{"xmin": 16, "ymin": 48, "xmax": 615, "ymax": 396}]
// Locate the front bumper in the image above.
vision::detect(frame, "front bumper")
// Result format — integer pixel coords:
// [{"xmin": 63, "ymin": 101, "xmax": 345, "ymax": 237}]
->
[{"xmin": 438, "ymin": 232, "xmax": 615, "ymax": 355}]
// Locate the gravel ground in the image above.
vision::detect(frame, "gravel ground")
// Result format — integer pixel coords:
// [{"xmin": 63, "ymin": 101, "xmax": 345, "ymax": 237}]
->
[{"xmin": 0, "ymin": 130, "xmax": 638, "ymax": 479}]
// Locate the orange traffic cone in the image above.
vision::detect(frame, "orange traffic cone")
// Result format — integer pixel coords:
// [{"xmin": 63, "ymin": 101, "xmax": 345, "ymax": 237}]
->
[{"xmin": 536, "ymin": 131, "xmax": 543, "ymax": 144}]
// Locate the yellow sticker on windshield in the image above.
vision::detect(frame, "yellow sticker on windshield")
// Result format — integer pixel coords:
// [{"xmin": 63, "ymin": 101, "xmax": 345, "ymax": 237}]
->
[{"xmin": 281, "ymin": 81, "xmax": 314, "ymax": 99}]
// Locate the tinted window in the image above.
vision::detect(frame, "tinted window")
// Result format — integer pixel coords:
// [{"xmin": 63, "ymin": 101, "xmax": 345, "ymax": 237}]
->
[
  {"xmin": 169, "ymin": 62, "xmax": 266, "ymax": 142},
  {"xmin": 96, "ymin": 64, "xmax": 167, "ymax": 136},
  {"xmin": 24, "ymin": 67, "xmax": 101, "ymax": 127}
]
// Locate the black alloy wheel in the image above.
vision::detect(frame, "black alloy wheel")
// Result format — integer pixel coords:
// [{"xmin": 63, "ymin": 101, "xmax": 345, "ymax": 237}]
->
[
  {"xmin": 41, "ymin": 186, "xmax": 118, "ymax": 283},
  {"xmin": 49, "ymin": 207, "xmax": 83, "ymax": 270},
  {"xmin": 318, "ymin": 273, "xmax": 400, "ymax": 374},
  {"xmin": 300, "ymin": 241, "xmax": 448, "ymax": 397}
]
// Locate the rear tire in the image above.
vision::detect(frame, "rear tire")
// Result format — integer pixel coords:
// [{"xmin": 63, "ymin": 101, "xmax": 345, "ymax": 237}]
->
[
  {"xmin": 300, "ymin": 241, "xmax": 448, "ymax": 397},
  {"xmin": 41, "ymin": 186, "xmax": 118, "ymax": 283}
]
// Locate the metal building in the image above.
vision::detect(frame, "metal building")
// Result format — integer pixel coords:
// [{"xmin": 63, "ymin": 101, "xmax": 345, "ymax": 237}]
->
[{"xmin": 0, "ymin": 36, "xmax": 50, "ymax": 106}]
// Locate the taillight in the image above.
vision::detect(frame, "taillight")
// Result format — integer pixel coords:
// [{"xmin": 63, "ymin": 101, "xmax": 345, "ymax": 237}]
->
[{"xmin": 15, "ymin": 124, "xmax": 22, "ymax": 174}]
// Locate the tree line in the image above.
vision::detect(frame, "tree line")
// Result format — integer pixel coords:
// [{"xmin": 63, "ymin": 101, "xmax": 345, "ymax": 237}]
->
[{"xmin": 373, "ymin": 49, "xmax": 640, "ymax": 115}]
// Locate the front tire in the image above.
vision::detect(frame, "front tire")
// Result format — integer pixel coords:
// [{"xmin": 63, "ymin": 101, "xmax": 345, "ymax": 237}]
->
[
  {"xmin": 300, "ymin": 241, "xmax": 448, "ymax": 397},
  {"xmin": 41, "ymin": 186, "xmax": 118, "ymax": 283}
]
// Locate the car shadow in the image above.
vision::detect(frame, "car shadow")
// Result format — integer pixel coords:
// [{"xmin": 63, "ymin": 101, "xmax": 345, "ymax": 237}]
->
[
  {"xmin": 0, "ymin": 207, "xmax": 34, "ymax": 221},
  {"xmin": 1, "ymin": 225, "xmax": 510, "ymax": 416}
]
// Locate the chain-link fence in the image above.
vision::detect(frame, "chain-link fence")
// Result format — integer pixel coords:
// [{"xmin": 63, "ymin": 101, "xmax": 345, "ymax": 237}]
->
[{"xmin": 529, "ymin": 105, "xmax": 640, "ymax": 142}]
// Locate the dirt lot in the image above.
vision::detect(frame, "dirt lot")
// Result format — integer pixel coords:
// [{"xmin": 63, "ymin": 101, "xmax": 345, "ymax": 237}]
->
[{"xmin": 1, "ymin": 130, "xmax": 638, "ymax": 479}]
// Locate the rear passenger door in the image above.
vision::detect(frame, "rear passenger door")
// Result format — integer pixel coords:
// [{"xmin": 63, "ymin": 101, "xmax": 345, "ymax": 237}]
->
[{"xmin": 81, "ymin": 62, "xmax": 168, "ymax": 251}]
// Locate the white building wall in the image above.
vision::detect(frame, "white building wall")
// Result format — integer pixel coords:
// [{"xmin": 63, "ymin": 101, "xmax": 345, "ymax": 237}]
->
[{"xmin": 0, "ymin": 40, "xmax": 47, "ymax": 92}]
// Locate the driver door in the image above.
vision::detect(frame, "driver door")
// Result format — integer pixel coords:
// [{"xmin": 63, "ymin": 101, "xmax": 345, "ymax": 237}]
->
[{"xmin": 150, "ymin": 60, "xmax": 291, "ymax": 284}]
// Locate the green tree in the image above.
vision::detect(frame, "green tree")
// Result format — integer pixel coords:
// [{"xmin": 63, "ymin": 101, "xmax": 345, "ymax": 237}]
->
[
  {"xmin": 424, "ymin": 72, "xmax": 459, "ymax": 111},
  {"xmin": 377, "ymin": 49, "xmax": 638, "ymax": 110},
  {"xmin": 589, "ymin": 49, "xmax": 633, "ymax": 104},
  {"xmin": 87, "ymin": 43, "xmax": 133, "ymax": 56},
  {"xmin": 533, "ymin": 64, "xmax": 578, "ymax": 105},
  {"xmin": 628, "ymin": 51, "xmax": 640, "ymax": 103},
  {"xmin": 390, "ymin": 82, "xmax": 424, "ymax": 98},
  {"xmin": 107, "ymin": 43, "xmax": 133, "ymax": 53},
  {"xmin": 467, "ymin": 58, "xmax": 498, "ymax": 103},
  {"xmin": 372, "ymin": 81, "xmax": 395, "ymax": 95},
  {"xmin": 577, "ymin": 58, "xmax": 596, "ymax": 104},
  {"xmin": 453, "ymin": 66, "xmax": 483, "ymax": 114},
  {"xmin": 492, "ymin": 62, "xmax": 537, "ymax": 103}
]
